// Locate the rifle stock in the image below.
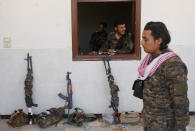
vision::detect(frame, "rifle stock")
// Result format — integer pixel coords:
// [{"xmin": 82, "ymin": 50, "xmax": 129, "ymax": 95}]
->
[{"xmin": 58, "ymin": 93, "xmax": 68, "ymax": 101}]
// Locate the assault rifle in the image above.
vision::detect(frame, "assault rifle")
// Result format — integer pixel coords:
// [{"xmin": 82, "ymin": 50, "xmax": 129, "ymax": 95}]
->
[
  {"xmin": 103, "ymin": 57, "xmax": 120, "ymax": 124},
  {"xmin": 58, "ymin": 72, "xmax": 73, "ymax": 122},
  {"xmin": 24, "ymin": 53, "xmax": 38, "ymax": 124}
]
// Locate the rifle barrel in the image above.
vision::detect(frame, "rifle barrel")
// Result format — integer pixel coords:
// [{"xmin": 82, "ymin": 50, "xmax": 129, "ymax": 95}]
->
[
  {"xmin": 103, "ymin": 57, "xmax": 111, "ymax": 75},
  {"xmin": 30, "ymin": 56, "xmax": 33, "ymax": 72}
]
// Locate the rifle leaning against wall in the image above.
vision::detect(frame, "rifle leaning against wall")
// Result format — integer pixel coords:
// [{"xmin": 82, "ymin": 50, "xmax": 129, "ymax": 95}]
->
[
  {"xmin": 24, "ymin": 53, "xmax": 38, "ymax": 124},
  {"xmin": 58, "ymin": 72, "xmax": 73, "ymax": 123},
  {"xmin": 103, "ymin": 57, "xmax": 120, "ymax": 124}
]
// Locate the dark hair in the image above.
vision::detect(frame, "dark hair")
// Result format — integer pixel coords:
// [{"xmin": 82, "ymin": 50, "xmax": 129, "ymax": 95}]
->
[
  {"xmin": 144, "ymin": 21, "xmax": 171, "ymax": 50},
  {"xmin": 99, "ymin": 22, "xmax": 107, "ymax": 28},
  {"xmin": 114, "ymin": 20, "xmax": 126, "ymax": 27}
]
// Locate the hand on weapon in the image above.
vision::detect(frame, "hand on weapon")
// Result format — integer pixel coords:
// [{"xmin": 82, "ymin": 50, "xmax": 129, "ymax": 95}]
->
[
  {"xmin": 99, "ymin": 51, "xmax": 117, "ymax": 56},
  {"xmin": 88, "ymin": 51, "xmax": 98, "ymax": 55},
  {"xmin": 107, "ymin": 49, "xmax": 115, "ymax": 53}
]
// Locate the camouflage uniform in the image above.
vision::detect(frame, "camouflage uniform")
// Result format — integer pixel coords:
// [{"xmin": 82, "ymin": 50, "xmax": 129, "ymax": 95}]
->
[
  {"xmin": 24, "ymin": 72, "xmax": 33, "ymax": 107},
  {"xmin": 100, "ymin": 31, "xmax": 134, "ymax": 54},
  {"xmin": 24, "ymin": 71, "xmax": 37, "ymax": 107},
  {"xmin": 7, "ymin": 109, "xmax": 29, "ymax": 127},
  {"xmin": 36, "ymin": 107, "xmax": 65, "ymax": 128},
  {"xmin": 108, "ymin": 75, "xmax": 119, "ymax": 110},
  {"xmin": 89, "ymin": 30, "xmax": 107, "ymax": 52},
  {"xmin": 143, "ymin": 50, "xmax": 189, "ymax": 131},
  {"xmin": 108, "ymin": 75, "xmax": 120, "ymax": 123}
]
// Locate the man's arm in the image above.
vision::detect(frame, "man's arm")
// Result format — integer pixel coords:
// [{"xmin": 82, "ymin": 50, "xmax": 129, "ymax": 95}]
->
[
  {"xmin": 116, "ymin": 32, "xmax": 134, "ymax": 54},
  {"xmin": 99, "ymin": 33, "xmax": 111, "ymax": 52},
  {"xmin": 89, "ymin": 32, "xmax": 97, "ymax": 51},
  {"xmin": 166, "ymin": 58, "xmax": 189, "ymax": 130}
]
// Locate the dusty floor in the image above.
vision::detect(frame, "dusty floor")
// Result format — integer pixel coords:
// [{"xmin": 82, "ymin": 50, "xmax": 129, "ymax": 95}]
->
[{"xmin": 0, "ymin": 116, "xmax": 195, "ymax": 131}]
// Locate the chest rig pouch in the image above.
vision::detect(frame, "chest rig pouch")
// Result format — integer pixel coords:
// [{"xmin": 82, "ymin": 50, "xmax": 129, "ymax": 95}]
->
[{"xmin": 132, "ymin": 79, "xmax": 144, "ymax": 99}]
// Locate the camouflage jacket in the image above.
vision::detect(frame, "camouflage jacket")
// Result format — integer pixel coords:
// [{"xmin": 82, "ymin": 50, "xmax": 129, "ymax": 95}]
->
[
  {"xmin": 100, "ymin": 31, "xmax": 133, "ymax": 54},
  {"xmin": 89, "ymin": 31, "xmax": 107, "ymax": 52},
  {"xmin": 143, "ymin": 51, "xmax": 189, "ymax": 130}
]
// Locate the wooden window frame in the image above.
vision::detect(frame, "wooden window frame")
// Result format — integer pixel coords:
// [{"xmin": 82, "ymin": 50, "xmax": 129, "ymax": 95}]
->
[{"xmin": 71, "ymin": 0, "xmax": 141, "ymax": 61}]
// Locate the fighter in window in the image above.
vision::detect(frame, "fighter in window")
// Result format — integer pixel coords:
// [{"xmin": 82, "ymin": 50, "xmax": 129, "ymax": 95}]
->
[
  {"xmin": 88, "ymin": 22, "xmax": 108, "ymax": 55},
  {"xmin": 99, "ymin": 20, "xmax": 134, "ymax": 55}
]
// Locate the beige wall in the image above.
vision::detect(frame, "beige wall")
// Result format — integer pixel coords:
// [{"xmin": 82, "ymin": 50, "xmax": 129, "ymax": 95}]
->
[{"xmin": 0, "ymin": 0, "xmax": 195, "ymax": 114}]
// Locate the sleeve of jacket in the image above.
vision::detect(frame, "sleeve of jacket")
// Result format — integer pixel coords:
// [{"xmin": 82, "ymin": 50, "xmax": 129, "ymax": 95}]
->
[
  {"xmin": 99, "ymin": 33, "xmax": 111, "ymax": 52},
  {"xmin": 165, "ymin": 58, "xmax": 189, "ymax": 130},
  {"xmin": 117, "ymin": 32, "xmax": 134, "ymax": 54},
  {"xmin": 89, "ymin": 32, "xmax": 96, "ymax": 50}
]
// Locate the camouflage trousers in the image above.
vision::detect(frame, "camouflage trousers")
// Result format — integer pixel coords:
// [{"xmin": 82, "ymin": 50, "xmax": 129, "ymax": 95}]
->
[{"xmin": 144, "ymin": 117, "xmax": 186, "ymax": 131}]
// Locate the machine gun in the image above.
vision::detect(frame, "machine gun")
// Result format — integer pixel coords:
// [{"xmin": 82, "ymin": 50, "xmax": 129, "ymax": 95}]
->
[
  {"xmin": 58, "ymin": 72, "xmax": 73, "ymax": 122},
  {"xmin": 103, "ymin": 57, "xmax": 120, "ymax": 124},
  {"xmin": 24, "ymin": 53, "xmax": 38, "ymax": 124}
]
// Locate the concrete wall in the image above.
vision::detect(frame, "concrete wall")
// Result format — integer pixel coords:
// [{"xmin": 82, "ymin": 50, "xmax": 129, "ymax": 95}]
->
[{"xmin": 0, "ymin": 0, "xmax": 195, "ymax": 114}]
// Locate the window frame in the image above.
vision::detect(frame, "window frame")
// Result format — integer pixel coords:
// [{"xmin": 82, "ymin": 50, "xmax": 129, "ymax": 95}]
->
[{"xmin": 71, "ymin": 0, "xmax": 141, "ymax": 61}]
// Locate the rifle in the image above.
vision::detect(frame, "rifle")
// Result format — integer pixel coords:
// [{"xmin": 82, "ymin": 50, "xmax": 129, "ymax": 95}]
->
[
  {"xmin": 58, "ymin": 72, "xmax": 73, "ymax": 122},
  {"xmin": 24, "ymin": 53, "xmax": 38, "ymax": 124},
  {"xmin": 103, "ymin": 57, "xmax": 120, "ymax": 124}
]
